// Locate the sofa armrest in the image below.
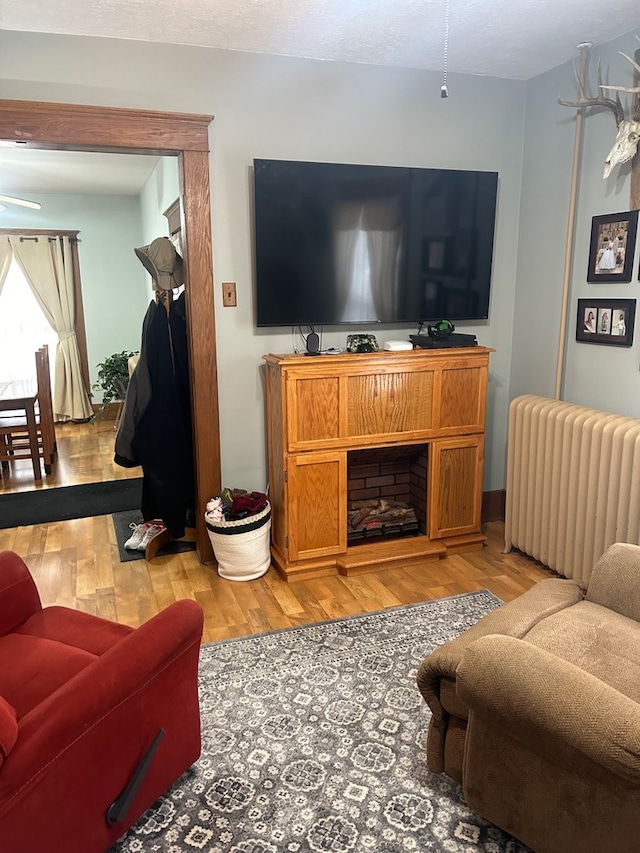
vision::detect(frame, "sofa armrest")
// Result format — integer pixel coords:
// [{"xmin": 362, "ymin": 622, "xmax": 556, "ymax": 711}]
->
[
  {"xmin": 586, "ymin": 542, "xmax": 640, "ymax": 622},
  {"xmin": 457, "ymin": 634, "xmax": 640, "ymax": 783},
  {"xmin": 0, "ymin": 598, "xmax": 204, "ymax": 809},
  {"xmin": 416, "ymin": 578, "xmax": 583, "ymax": 720},
  {"xmin": 0, "ymin": 552, "xmax": 42, "ymax": 636}
]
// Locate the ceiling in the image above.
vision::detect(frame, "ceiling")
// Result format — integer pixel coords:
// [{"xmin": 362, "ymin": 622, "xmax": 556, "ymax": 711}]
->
[
  {"xmin": 0, "ymin": 1, "xmax": 638, "ymax": 202},
  {"xmin": 1, "ymin": 0, "xmax": 638, "ymax": 81},
  {"xmin": 0, "ymin": 149, "xmax": 163, "ymax": 199}
]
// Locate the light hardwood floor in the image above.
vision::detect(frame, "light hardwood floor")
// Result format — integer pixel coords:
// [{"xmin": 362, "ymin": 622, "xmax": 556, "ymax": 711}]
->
[
  {"xmin": 0, "ymin": 421, "xmax": 556, "ymax": 643},
  {"xmin": 0, "ymin": 417, "xmax": 140, "ymax": 494}
]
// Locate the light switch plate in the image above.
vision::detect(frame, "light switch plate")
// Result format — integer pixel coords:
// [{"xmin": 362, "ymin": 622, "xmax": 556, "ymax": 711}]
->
[{"xmin": 222, "ymin": 282, "xmax": 237, "ymax": 307}]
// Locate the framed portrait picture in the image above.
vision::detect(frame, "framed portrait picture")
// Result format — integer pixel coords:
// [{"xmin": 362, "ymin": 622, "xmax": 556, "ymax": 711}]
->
[
  {"xmin": 576, "ymin": 298, "xmax": 635, "ymax": 347},
  {"xmin": 587, "ymin": 210, "xmax": 638, "ymax": 283}
]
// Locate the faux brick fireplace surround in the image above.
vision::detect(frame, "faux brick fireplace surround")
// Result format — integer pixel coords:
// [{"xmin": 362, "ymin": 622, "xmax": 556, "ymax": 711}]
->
[{"xmin": 347, "ymin": 445, "xmax": 428, "ymax": 541}]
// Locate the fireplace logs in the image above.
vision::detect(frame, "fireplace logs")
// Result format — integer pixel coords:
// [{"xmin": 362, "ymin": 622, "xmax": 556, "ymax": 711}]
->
[{"xmin": 347, "ymin": 498, "xmax": 419, "ymax": 541}]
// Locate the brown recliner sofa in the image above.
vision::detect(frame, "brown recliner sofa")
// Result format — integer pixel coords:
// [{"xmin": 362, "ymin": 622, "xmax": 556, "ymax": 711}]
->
[{"xmin": 417, "ymin": 542, "xmax": 640, "ymax": 853}]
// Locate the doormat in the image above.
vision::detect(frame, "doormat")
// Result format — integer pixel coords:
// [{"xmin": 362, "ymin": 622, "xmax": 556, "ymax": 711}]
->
[
  {"xmin": 112, "ymin": 509, "xmax": 197, "ymax": 562},
  {"xmin": 0, "ymin": 478, "xmax": 143, "ymax": 529}
]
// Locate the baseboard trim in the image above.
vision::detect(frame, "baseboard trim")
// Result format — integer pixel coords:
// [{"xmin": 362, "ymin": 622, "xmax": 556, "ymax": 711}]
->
[{"xmin": 482, "ymin": 489, "xmax": 505, "ymax": 522}]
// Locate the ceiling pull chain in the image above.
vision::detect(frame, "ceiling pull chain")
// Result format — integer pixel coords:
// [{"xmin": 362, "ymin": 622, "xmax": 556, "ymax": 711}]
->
[{"xmin": 441, "ymin": 0, "xmax": 450, "ymax": 98}]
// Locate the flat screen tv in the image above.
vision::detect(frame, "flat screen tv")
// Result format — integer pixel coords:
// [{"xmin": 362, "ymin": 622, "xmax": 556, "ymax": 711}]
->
[{"xmin": 253, "ymin": 158, "xmax": 498, "ymax": 328}]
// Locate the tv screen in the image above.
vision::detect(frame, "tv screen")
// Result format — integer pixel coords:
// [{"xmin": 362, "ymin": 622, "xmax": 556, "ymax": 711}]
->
[{"xmin": 253, "ymin": 159, "xmax": 498, "ymax": 328}]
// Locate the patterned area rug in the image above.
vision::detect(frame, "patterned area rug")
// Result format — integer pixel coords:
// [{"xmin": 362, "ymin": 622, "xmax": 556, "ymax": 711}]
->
[{"xmin": 111, "ymin": 592, "xmax": 531, "ymax": 853}]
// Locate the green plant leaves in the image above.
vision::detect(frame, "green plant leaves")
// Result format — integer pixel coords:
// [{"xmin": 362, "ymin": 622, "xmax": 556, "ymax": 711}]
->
[{"xmin": 93, "ymin": 350, "xmax": 136, "ymax": 405}]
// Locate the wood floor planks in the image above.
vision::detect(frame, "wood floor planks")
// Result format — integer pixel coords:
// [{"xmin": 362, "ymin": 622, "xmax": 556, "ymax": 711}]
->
[
  {"xmin": 0, "ymin": 421, "xmax": 558, "ymax": 643},
  {"xmin": 0, "ymin": 419, "xmax": 142, "ymax": 494},
  {"xmin": 0, "ymin": 513, "xmax": 558, "ymax": 643}
]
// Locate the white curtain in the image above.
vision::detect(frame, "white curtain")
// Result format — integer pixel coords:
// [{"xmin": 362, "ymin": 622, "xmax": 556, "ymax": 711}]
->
[
  {"xmin": 333, "ymin": 199, "xmax": 403, "ymax": 322},
  {"xmin": 0, "ymin": 236, "xmax": 11, "ymax": 297},
  {"xmin": 333, "ymin": 203, "xmax": 366, "ymax": 322},
  {"xmin": 0, "ymin": 258, "xmax": 58, "ymax": 383},
  {"xmin": 9, "ymin": 235, "xmax": 93, "ymax": 421},
  {"xmin": 364, "ymin": 199, "xmax": 403, "ymax": 320}
]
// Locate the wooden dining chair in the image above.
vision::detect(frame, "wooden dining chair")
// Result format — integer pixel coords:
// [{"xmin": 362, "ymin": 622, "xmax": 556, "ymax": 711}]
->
[
  {"xmin": 0, "ymin": 345, "xmax": 57, "ymax": 479},
  {"xmin": 34, "ymin": 344, "xmax": 57, "ymax": 466},
  {"xmin": 0, "ymin": 405, "xmax": 44, "ymax": 480}
]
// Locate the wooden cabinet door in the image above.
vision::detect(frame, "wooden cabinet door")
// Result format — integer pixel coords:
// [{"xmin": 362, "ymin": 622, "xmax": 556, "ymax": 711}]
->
[
  {"xmin": 286, "ymin": 374, "xmax": 342, "ymax": 450},
  {"xmin": 286, "ymin": 451, "xmax": 347, "ymax": 561},
  {"xmin": 428, "ymin": 436, "xmax": 484, "ymax": 538},
  {"xmin": 437, "ymin": 362, "xmax": 488, "ymax": 432}
]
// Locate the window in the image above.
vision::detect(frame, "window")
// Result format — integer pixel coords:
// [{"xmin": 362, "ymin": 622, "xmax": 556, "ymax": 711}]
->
[{"xmin": 0, "ymin": 257, "xmax": 57, "ymax": 384}]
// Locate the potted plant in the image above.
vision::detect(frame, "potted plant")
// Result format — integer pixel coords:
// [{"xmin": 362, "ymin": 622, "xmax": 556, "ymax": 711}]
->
[{"xmin": 93, "ymin": 350, "xmax": 136, "ymax": 409}]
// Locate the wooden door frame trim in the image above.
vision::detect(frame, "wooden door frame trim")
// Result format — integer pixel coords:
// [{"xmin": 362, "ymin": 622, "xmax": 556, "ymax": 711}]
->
[{"xmin": 0, "ymin": 99, "xmax": 220, "ymax": 561}]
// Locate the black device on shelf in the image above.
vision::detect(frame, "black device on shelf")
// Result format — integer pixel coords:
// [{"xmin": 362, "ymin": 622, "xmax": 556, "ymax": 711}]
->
[
  {"xmin": 410, "ymin": 333, "xmax": 478, "ymax": 349},
  {"xmin": 253, "ymin": 159, "xmax": 499, "ymax": 328}
]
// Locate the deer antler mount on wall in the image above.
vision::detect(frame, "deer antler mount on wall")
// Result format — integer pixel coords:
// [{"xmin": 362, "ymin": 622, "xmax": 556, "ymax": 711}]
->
[{"xmin": 558, "ymin": 39, "xmax": 640, "ymax": 185}]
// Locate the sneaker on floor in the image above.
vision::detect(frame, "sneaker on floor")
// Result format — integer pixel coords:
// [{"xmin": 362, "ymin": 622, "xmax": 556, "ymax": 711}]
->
[
  {"xmin": 137, "ymin": 522, "xmax": 166, "ymax": 551},
  {"xmin": 124, "ymin": 522, "xmax": 146, "ymax": 550}
]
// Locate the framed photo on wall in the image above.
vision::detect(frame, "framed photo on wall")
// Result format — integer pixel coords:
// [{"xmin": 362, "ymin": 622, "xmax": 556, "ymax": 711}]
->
[
  {"xmin": 587, "ymin": 211, "xmax": 638, "ymax": 282},
  {"xmin": 576, "ymin": 298, "xmax": 636, "ymax": 347}
]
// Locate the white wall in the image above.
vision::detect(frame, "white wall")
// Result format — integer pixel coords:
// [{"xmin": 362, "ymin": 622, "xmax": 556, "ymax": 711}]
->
[
  {"xmin": 1, "ymin": 30, "xmax": 528, "ymax": 491},
  {"xmin": 205, "ymin": 57, "xmax": 526, "ymax": 492},
  {"xmin": 514, "ymin": 31, "xmax": 640, "ymax": 418},
  {"xmin": 138, "ymin": 156, "xmax": 181, "ymax": 302},
  {"xmin": 139, "ymin": 156, "xmax": 180, "ymax": 247},
  {"xmin": 0, "ymin": 192, "xmax": 149, "ymax": 392}
]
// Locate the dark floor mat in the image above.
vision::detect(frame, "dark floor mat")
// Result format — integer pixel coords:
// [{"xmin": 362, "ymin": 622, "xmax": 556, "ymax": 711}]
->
[
  {"xmin": 0, "ymin": 478, "xmax": 143, "ymax": 528},
  {"xmin": 112, "ymin": 509, "xmax": 197, "ymax": 562}
]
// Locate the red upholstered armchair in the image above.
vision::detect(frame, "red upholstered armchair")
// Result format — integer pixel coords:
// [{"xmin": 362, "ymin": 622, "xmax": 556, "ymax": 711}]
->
[{"xmin": 0, "ymin": 550, "xmax": 204, "ymax": 853}]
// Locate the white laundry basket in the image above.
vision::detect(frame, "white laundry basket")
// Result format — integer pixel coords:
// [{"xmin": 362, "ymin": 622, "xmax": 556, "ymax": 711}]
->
[{"xmin": 205, "ymin": 501, "xmax": 272, "ymax": 581}]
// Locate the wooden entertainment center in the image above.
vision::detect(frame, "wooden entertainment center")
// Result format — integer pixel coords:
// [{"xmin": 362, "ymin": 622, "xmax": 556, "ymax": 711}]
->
[{"xmin": 263, "ymin": 346, "xmax": 493, "ymax": 581}]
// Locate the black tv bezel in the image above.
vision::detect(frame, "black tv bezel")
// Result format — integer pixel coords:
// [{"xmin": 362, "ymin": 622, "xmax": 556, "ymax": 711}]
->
[{"xmin": 253, "ymin": 158, "xmax": 498, "ymax": 329}]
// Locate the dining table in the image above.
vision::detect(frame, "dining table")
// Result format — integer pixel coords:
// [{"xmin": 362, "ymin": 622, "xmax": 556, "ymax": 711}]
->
[{"xmin": 0, "ymin": 379, "xmax": 41, "ymax": 480}]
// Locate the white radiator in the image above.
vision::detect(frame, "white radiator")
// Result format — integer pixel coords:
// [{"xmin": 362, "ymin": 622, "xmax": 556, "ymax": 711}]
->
[{"xmin": 504, "ymin": 394, "xmax": 640, "ymax": 585}]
